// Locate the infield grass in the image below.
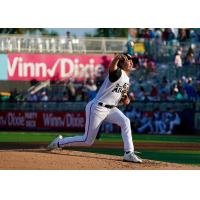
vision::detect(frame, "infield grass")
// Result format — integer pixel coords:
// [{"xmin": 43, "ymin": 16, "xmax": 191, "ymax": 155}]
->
[{"xmin": 0, "ymin": 131, "xmax": 200, "ymax": 143}]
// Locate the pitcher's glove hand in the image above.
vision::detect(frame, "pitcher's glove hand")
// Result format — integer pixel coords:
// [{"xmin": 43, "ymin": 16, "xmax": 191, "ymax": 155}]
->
[{"xmin": 120, "ymin": 94, "xmax": 130, "ymax": 105}]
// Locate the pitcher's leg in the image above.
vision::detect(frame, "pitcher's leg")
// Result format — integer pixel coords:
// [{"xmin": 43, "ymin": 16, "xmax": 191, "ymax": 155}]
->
[
  {"xmin": 105, "ymin": 108, "xmax": 134, "ymax": 152},
  {"xmin": 59, "ymin": 102, "xmax": 107, "ymax": 148}
]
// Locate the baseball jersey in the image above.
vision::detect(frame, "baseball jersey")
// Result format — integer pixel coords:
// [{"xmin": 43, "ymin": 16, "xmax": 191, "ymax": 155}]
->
[{"xmin": 94, "ymin": 69, "xmax": 130, "ymax": 106}]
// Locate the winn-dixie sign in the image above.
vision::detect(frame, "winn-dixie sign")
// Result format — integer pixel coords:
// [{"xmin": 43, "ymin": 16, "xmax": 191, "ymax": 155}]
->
[
  {"xmin": 0, "ymin": 54, "xmax": 112, "ymax": 81},
  {"xmin": 0, "ymin": 111, "xmax": 85, "ymax": 131}
]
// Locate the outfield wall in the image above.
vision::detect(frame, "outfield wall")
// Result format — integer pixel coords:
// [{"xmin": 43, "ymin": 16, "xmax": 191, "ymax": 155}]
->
[
  {"xmin": 0, "ymin": 101, "xmax": 196, "ymax": 133},
  {"xmin": 0, "ymin": 111, "xmax": 85, "ymax": 131}
]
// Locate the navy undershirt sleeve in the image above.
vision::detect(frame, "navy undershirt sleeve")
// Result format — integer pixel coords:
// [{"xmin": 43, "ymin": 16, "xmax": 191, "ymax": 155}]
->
[{"xmin": 109, "ymin": 68, "xmax": 122, "ymax": 82}]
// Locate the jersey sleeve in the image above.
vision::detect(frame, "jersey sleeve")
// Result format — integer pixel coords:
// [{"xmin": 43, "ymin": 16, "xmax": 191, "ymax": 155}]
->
[{"xmin": 109, "ymin": 68, "xmax": 122, "ymax": 82}]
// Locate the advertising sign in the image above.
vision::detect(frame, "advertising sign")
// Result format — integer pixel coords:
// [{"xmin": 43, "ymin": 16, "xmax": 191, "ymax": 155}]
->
[{"xmin": 0, "ymin": 54, "xmax": 112, "ymax": 81}]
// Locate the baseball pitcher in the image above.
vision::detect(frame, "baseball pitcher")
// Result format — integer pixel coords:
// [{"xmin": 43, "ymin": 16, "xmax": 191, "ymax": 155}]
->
[{"xmin": 47, "ymin": 53, "xmax": 142, "ymax": 163}]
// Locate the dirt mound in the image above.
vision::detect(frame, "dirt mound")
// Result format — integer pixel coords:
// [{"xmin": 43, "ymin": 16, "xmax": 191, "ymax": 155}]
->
[
  {"xmin": 0, "ymin": 149, "xmax": 199, "ymax": 170},
  {"xmin": 1, "ymin": 141, "xmax": 200, "ymax": 151}
]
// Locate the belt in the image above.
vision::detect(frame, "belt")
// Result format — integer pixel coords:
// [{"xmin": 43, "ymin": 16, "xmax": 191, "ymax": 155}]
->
[{"xmin": 98, "ymin": 102, "xmax": 115, "ymax": 109}]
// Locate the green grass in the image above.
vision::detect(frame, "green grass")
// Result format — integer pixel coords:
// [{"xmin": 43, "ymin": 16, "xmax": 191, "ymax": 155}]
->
[
  {"xmin": 0, "ymin": 132, "xmax": 80, "ymax": 142},
  {"xmin": 1, "ymin": 131, "xmax": 200, "ymax": 165},
  {"xmin": 103, "ymin": 133, "xmax": 200, "ymax": 143},
  {"xmin": 1, "ymin": 131, "xmax": 200, "ymax": 143},
  {"xmin": 138, "ymin": 150, "xmax": 200, "ymax": 165},
  {"xmin": 69, "ymin": 148, "xmax": 200, "ymax": 165}
]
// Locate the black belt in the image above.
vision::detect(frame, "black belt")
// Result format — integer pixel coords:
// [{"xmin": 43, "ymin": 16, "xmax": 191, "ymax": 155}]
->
[{"xmin": 98, "ymin": 102, "xmax": 115, "ymax": 109}]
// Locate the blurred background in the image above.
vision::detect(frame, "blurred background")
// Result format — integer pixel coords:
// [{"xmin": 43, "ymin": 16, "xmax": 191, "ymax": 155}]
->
[{"xmin": 0, "ymin": 28, "xmax": 200, "ymax": 135}]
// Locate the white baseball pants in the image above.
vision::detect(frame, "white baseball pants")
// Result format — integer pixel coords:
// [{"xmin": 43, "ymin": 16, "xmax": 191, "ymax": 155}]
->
[{"xmin": 59, "ymin": 100, "xmax": 134, "ymax": 152}]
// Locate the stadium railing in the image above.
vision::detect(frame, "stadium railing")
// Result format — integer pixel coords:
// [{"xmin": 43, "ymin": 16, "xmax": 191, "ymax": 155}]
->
[
  {"xmin": 0, "ymin": 35, "xmax": 127, "ymax": 54},
  {"xmin": 0, "ymin": 34, "xmax": 199, "ymax": 59}
]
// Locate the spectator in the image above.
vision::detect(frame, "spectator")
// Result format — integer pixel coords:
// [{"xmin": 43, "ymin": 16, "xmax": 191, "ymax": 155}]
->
[
  {"xmin": 137, "ymin": 86, "xmax": 147, "ymax": 101},
  {"xmin": 184, "ymin": 45, "xmax": 195, "ymax": 66},
  {"xmin": 12, "ymin": 88, "xmax": 18, "ymax": 99},
  {"xmin": 178, "ymin": 29, "xmax": 188, "ymax": 42},
  {"xmin": 146, "ymin": 59, "xmax": 156, "ymax": 78},
  {"xmin": 66, "ymin": 31, "xmax": 73, "ymax": 53},
  {"xmin": 184, "ymin": 78, "xmax": 197, "ymax": 100},
  {"xmin": 62, "ymin": 91, "xmax": 69, "ymax": 101},
  {"xmin": 9, "ymin": 89, "xmax": 18, "ymax": 102},
  {"xmin": 159, "ymin": 82, "xmax": 169, "ymax": 101},
  {"xmin": 66, "ymin": 79, "xmax": 76, "ymax": 101},
  {"xmin": 149, "ymin": 84, "xmax": 158, "ymax": 101},
  {"xmin": 174, "ymin": 87, "xmax": 184, "ymax": 101},
  {"xmin": 41, "ymin": 91, "xmax": 48, "ymax": 102},
  {"xmin": 165, "ymin": 28, "xmax": 175, "ymax": 45},
  {"xmin": 26, "ymin": 91, "xmax": 38, "ymax": 102},
  {"xmin": 155, "ymin": 28, "xmax": 162, "ymax": 39},
  {"xmin": 143, "ymin": 29, "xmax": 151, "ymax": 39},
  {"xmin": 162, "ymin": 76, "xmax": 168, "ymax": 85},
  {"xmin": 126, "ymin": 40, "xmax": 134, "ymax": 55},
  {"xmin": 84, "ymin": 78, "xmax": 97, "ymax": 101},
  {"xmin": 162, "ymin": 29, "xmax": 169, "ymax": 44},
  {"xmin": 174, "ymin": 49, "xmax": 183, "ymax": 78},
  {"xmin": 168, "ymin": 29, "xmax": 175, "ymax": 40},
  {"xmin": 177, "ymin": 79, "xmax": 184, "ymax": 95},
  {"xmin": 75, "ymin": 84, "xmax": 85, "ymax": 101},
  {"xmin": 149, "ymin": 29, "xmax": 156, "ymax": 39},
  {"xmin": 154, "ymin": 29, "xmax": 162, "ymax": 59},
  {"xmin": 190, "ymin": 29, "xmax": 198, "ymax": 43}
]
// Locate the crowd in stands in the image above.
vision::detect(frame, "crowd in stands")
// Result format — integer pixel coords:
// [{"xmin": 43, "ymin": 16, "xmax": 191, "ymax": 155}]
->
[
  {"xmin": 173, "ymin": 44, "xmax": 200, "ymax": 66},
  {"xmin": 1, "ymin": 69, "xmax": 199, "ymax": 103},
  {"xmin": 131, "ymin": 28, "xmax": 200, "ymax": 44},
  {"xmin": 129, "ymin": 75, "xmax": 199, "ymax": 102},
  {"xmin": 21, "ymin": 77, "xmax": 102, "ymax": 103},
  {"xmin": 11, "ymin": 63, "xmax": 195, "ymax": 103},
  {"xmin": 26, "ymin": 91, "xmax": 49, "ymax": 102},
  {"xmin": 127, "ymin": 29, "xmax": 200, "ymax": 64}
]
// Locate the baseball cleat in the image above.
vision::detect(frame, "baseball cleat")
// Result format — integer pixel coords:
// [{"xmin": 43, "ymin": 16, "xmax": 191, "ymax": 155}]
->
[
  {"xmin": 47, "ymin": 135, "xmax": 63, "ymax": 150},
  {"xmin": 123, "ymin": 152, "xmax": 143, "ymax": 163}
]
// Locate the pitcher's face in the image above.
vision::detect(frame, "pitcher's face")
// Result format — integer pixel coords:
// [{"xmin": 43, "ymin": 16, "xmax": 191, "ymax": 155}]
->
[{"xmin": 122, "ymin": 59, "xmax": 133, "ymax": 72}]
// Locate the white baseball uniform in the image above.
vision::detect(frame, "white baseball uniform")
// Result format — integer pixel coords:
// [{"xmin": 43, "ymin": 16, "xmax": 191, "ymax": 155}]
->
[{"xmin": 59, "ymin": 69, "xmax": 134, "ymax": 152}]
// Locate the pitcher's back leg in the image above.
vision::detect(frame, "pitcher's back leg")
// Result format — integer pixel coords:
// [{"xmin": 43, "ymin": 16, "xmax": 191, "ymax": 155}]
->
[{"xmin": 104, "ymin": 107, "xmax": 134, "ymax": 152}]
